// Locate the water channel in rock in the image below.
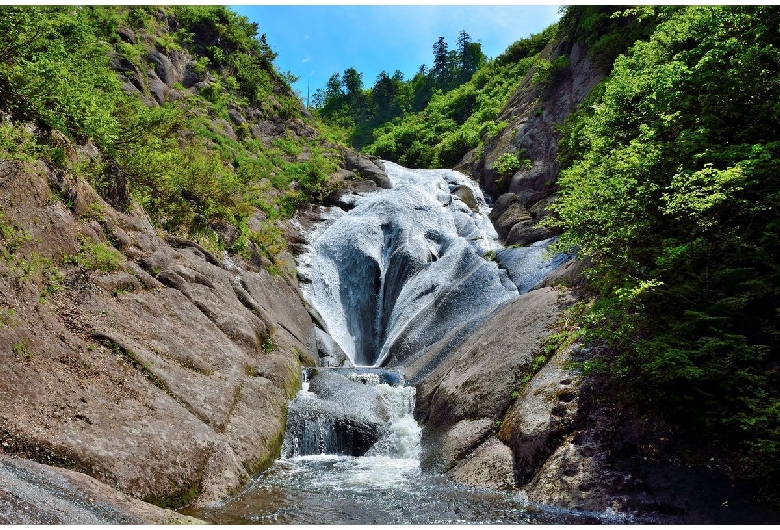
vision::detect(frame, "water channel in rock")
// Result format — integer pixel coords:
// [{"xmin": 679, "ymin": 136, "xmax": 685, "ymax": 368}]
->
[{"xmin": 184, "ymin": 163, "xmax": 617, "ymax": 524}]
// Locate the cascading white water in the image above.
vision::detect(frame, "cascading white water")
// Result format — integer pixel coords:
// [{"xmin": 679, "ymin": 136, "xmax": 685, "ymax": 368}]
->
[
  {"xmin": 281, "ymin": 368, "xmax": 419, "ymax": 460},
  {"xmin": 188, "ymin": 163, "xmax": 620, "ymax": 525},
  {"xmin": 298, "ymin": 161, "xmax": 520, "ymax": 367}
]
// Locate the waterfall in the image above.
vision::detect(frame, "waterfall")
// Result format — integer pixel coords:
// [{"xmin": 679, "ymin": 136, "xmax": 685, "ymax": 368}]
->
[
  {"xmin": 288, "ymin": 161, "xmax": 568, "ymax": 459},
  {"xmin": 187, "ymin": 163, "xmax": 595, "ymax": 524},
  {"xmin": 281, "ymin": 368, "xmax": 419, "ymax": 459},
  {"xmin": 297, "ymin": 161, "xmax": 520, "ymax": 368}
]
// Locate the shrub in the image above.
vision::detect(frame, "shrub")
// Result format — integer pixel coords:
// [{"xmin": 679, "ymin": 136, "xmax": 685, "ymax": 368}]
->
[
  {"xmin": 493, "ymin": 152, "xmax": 521, "ymax": 175},
  {"xmin": 66, "ymin": 241, "xmax": 124, "ymax": 272}
]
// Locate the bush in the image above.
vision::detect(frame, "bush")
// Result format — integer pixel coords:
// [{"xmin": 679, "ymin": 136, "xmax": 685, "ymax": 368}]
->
[
  {"xmin": 549, "ymin": 6, "xmax": 780, "ymax": 504},
  {"xmin": 66, "ymin": 241, "xmax": 124, "ymax": 272},
  {"xmin": 493, "ymin": 152, "xmax": 521, "ymax": 175}
]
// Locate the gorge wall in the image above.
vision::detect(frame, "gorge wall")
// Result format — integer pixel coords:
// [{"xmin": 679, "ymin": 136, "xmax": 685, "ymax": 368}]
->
[
  {"xmin": 0, "ymin": 157, "xmax": 315, "ymax": 511},
  {"xmin": 412, "ymin": 33, "xmax": 776, "ymax": 523}
]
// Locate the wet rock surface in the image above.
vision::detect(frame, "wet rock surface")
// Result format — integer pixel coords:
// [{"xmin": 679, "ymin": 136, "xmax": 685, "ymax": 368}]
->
[
  {"xmin": 298, "ymin": 162, "xmax": 517, "ymax": 368},
  {"xmin": 282, "ymin": 370, "xmax": 392, "ymax": 457}
]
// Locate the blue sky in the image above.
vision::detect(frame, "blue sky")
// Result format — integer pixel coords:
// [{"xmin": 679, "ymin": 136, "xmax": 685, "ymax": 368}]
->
[{"xmin": 229, "ymin": 4, "xmax": 562, "ymax": 102}]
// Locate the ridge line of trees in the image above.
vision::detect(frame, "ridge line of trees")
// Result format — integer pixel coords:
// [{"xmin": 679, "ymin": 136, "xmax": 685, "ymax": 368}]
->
[{"xmin": 311, "ymin": 30, "xmax": 487, "ymax": 148}]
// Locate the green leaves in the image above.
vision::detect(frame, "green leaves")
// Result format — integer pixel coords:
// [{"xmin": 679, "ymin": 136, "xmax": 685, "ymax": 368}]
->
[
  {"xmin": 552, "ymin": 6, "xmax": 780, "ymax": 502},
  {"xmin": 0, "ymin": 7, "xmax": 125, "ymax": 148},
  {"xmin": 662, "ymin": 164, "xmax": 745, "ymax": 226}
]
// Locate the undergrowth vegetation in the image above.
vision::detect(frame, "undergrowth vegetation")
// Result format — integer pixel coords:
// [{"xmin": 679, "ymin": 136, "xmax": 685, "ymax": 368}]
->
[
  {"xmin": 0, "ymin": 5, "xmax": 339, "ymax": 264},
  {"xmin": 548, "ymin": 5, "xmax": 780, "ymax": 504}
]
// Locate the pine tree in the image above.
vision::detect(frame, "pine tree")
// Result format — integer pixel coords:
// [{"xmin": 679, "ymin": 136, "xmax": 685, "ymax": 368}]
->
[{"xmin": 432, "ymin": 36, "xmax": 449, "ymax": 84}]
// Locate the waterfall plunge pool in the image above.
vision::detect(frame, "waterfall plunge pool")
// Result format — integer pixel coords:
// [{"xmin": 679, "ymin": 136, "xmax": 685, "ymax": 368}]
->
[{"xmin": 185, "ymin": 368, "xmax": 618, "ymax": 525}]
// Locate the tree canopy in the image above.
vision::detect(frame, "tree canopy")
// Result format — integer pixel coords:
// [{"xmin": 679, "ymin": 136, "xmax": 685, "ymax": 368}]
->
[
  {"xmin": 549, "ymin": 5, "xmax": 780, "ymax": 504},
  {"xmin": 311, "ymin": 31, "xmax": 488, "ymax": 149}
]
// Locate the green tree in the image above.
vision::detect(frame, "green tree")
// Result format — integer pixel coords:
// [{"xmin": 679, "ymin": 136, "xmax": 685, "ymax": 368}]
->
[
  {"xmin": 549, "ymin": 5, "xmax": 780, "ymax": 504},
  {"xmin": 456, "ymin": 30, "xmax": 485, "ymax": 83},
  {"xmin": 431, "ymin": 36, "xmax": 450, "ymax": 85}
]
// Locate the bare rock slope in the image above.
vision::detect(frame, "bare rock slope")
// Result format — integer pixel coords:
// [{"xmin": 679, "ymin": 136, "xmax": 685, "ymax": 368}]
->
[
  {"xmin": 0, "ymin": 454, "xmax": 201, "ymax": 524},
  {"xmin": 0, "ymin": 159, "xmax": 316, "ymax": 509},
  {"xmin": 458, "ymin": 39, "xmax": 604, "ymax": 248}
]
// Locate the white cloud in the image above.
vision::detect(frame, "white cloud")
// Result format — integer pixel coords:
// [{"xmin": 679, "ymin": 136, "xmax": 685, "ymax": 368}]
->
[{"xmin": 302, "ymin": 56, "xmax": 311, "ymax": 63}]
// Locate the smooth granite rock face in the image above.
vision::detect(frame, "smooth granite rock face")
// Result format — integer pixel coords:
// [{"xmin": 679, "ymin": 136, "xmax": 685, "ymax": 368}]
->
[
  {"xmin": 405, "ymin": 287, "xmax": 574, "ymax": 475},
  {"xmin": 0, "ymin": 160, "xmax": 315, "ymax": 508},
  {"xmin": 0, "ymin": 455, "xmax": 202, "ymax": 524}
]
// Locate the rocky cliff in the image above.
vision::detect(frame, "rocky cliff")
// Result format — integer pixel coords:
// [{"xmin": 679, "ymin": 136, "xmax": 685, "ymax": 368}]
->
[
  {"xmin": 0, "ymin": 6, "xmax": 389, "ymax": 519},
  {"xmin": 0, "ymin": 157, "xmax": 316, "ymax": 509},
  {"xmin": 458, "ymin": 38, "xmax": 603, "ymax": 249}
]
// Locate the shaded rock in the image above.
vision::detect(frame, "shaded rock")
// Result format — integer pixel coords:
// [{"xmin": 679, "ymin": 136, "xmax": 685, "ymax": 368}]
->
[
  {"xmin": 487, "ymin": 191, "xmax": 557, "ymax": 246},
  {"xmin": 489, "ymin": 192, "xmax": 519, "ymax": 224},
  {"xmin": 116, "ymin": 27, "xmax": 137, "ymax": 44},
  {"xmin": 505, "ymin": 220, "xmax": 557, "ymax": 247},
  {"xmin": 0, "ymin": 455, "xmax": 201, "ymax": 524},
  {"xmin": 493, "ymin": 202, "xmax": 531, "ymax": 240},
  {"xmin": 315, "ymin": 328, "xmax": 352, "ymax": 368},
  {"xmin": 406, "ymin": 287, "xmax": 574, "ymax": 473},
  {"xmin": 146, "ymin": 73, "xmax": 167, "ymax": 105},
  {"xmin": 182, "ymin": 65, "xmax": 203, "ymax": 88},
  {"xmin": 498, "ymin": 344, "xmax": 580, "ymax": 486},
  {"xmin": 282, "ymin": 370, "xmax": 390, "ymax": 457},
  {"xmin": 452, "ymin": 184, "xmax": 478, "ymax": 211},
  {"xmin": 227, "ymin": 107, "xmax": 246, "ymax": 126},
  {"xmin": 109, "ymin": 56, "xmax": 145, "ymax": 93},
  {"xmin": 344, "ymin": 150, "xmax": 391, "ymax": 189},
  {"xmin": 148, "ymin": 50, "xmax": 176, "ymax": 87}
]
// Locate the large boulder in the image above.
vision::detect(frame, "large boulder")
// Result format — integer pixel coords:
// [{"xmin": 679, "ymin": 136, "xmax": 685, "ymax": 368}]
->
[
  {"xmin": 405, "ymin": 287, "xmax": 574, "ymax": 474},
  {"xmin": 498, "ymin": 344, "xmax": 580, "ymax": 486},
  {"xmin": 343, "ymin": 150, "xmax": 392, "ymax": 189},
  {"xmin": 282, "ymin": 370, "xmax": 391, "ymax": 457}
]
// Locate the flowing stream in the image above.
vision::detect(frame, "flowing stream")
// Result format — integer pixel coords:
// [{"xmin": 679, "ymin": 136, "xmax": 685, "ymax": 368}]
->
[
  {"xmin": 188, "ymin": 368, "xmax": 609, "ymax": 525},
  {"xmin": 185, "ymin": 163, "xmax": 601, "ymax": 524}
]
